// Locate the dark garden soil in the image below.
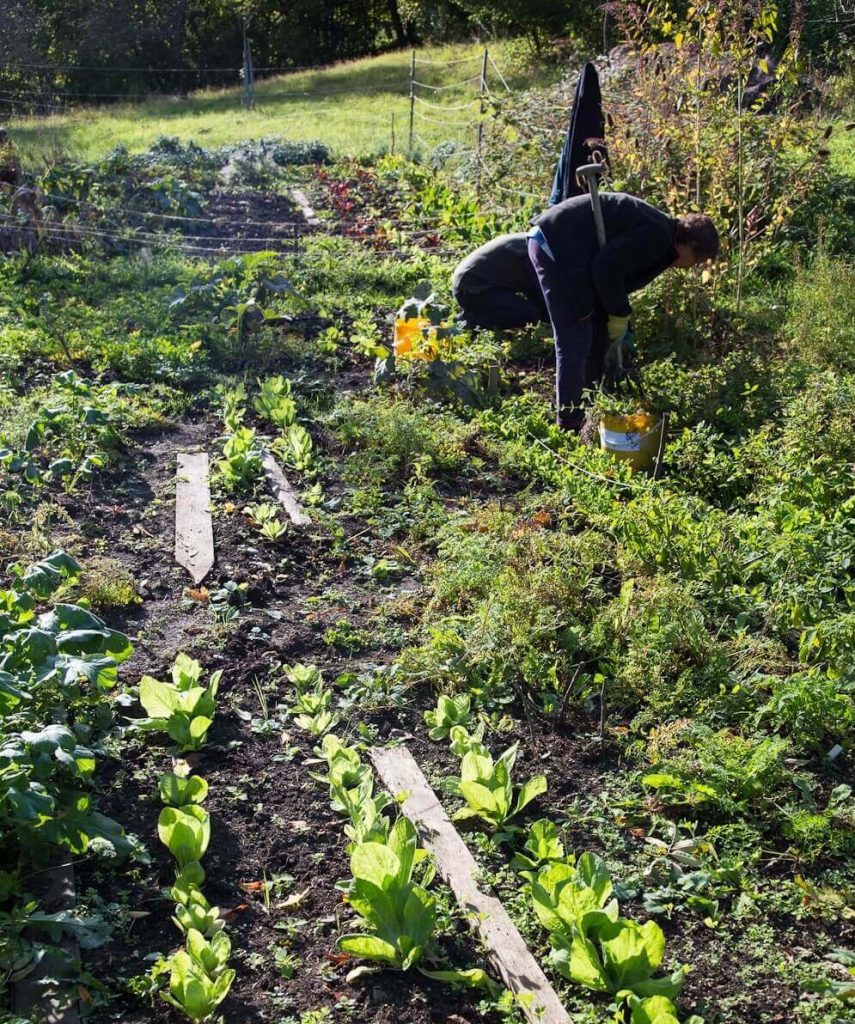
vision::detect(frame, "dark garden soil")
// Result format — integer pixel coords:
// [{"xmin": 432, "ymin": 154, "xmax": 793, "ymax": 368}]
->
[{"xmin": 50, "ymin": 395, "xmax": 509, "ymax": 1023}]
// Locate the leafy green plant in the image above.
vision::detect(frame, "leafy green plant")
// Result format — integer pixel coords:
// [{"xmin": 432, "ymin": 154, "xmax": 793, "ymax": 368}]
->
[
  {"xmin": 186, "ymin": 927, "xmax": 232, "ymax": 980},
  {"xmin": 158, "ymin": 804, "xmax": 210, "ymax": 869},
  {"xmin": 291, "ymin": 683, "xmax": 338, "ymax": 736},
  {"xmin": 448, "ymin": 722, "xmax": 486, "ymax": 757},
  {"xmin": 171, "ymin": 884, "xmax": 224, "ymax": 939},
  {"xmin": 424, "ymin": 693, "xmax": 474, "ymax": 740},
  {"xmin": 217, "ymin": 427, "xmax": 263, "ymax": 492},
  {"xmin": 627, "ymin": 994, "xmax": 686, "ymax": 1024},
  {"xmin": 244, "ymin": 502, "xmax": 288, "ymax": 541},
  {"xmin": 161, "ymin": 949, "xmax": 235, "ymax": 1022},
  {"xmin": 312, "ymin": 735, "xmax": 391, "ymax": 845},
  {"xmin": 510, "ymin": 818, "xmax": 568, "ymax": 882},
  {"xmin": 159, "ymin": 769, "xmax": 209, "ymax": 807},
  {"xmin": 275, "ymin": 423, "xmax": 313, "ymax": 472},
  {"xmin": 337, "ymin": 816, "xmax": 436, "ymax": 971},
  {"xmin": 452, "ymin": 743, "xmax": 547, "ymax": 841},
  {"xmin": 138, "ymin": 654, "xmax": 222, "ymax": 752},
  {"xmin": 254, "ymin": 376, "xmax": 296, "ymax": 427},
  {"xmin": 530, "ymin": 853, "xmax": 687, "ymax": 1002}
]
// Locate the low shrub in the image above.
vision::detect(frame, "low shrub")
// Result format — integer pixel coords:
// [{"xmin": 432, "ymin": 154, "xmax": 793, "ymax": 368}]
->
[{"xmin": 786, "ymin": 254, "xmax": 855, "ymax": 371}]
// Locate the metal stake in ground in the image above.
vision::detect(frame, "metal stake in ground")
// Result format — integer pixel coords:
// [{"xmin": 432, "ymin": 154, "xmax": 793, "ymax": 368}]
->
[{"xmin": 370, "ymin": 746, "xmax": 572, "ymax": 1024}]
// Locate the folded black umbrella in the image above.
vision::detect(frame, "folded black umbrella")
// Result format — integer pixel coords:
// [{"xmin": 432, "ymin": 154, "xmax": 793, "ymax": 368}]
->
[{"xmin": 549, "ymin": 61, "xmax": 607, "ymax": 205}]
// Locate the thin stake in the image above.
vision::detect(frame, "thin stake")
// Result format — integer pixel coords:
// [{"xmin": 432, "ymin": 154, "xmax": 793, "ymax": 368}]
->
[
  {"xmin": 476, "ymin": 47, "xmax": 488, "ymax": 194},
  {"xmin": 653, "ymin": 411, "xmax": 670, "ymax": 480},
  {"xmin": 408, "ymin": 49, "xmax": 416, "ymax": 154}
]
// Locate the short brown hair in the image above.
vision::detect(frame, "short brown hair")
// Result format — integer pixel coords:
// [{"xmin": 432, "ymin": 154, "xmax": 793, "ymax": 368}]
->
[{"xmin": 676, "ymin": 214, "xmax": 720, "ymax": 260}]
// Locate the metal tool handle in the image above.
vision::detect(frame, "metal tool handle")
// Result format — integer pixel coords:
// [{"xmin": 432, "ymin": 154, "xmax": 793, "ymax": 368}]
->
[{"xmin": 576, "ymin": 160, "xmax": 623, "ymax": 375}]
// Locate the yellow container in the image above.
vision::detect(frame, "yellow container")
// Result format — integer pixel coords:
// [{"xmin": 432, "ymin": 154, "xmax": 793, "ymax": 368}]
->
[
  {"xmin": 598, "ymin": 411, "xmax": 665, "ymax": 473},
  {"xmin": 394, "ymin": 317, "xmax": 433, "ymax": 360}
]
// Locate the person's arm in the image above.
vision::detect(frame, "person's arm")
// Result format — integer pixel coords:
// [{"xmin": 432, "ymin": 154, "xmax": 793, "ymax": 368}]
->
[{"xmin": 590, "ymin": 223, "xmax": 672, "ymax": 317}]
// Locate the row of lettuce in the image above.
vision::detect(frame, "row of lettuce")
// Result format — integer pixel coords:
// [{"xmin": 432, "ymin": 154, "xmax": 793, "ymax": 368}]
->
[{"xmin": 289, "ymin": 662, "xmax": 700, "ymax": 1024}]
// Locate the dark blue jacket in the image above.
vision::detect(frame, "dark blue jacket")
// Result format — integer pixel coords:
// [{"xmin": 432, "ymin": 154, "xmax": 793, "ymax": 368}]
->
[{"xmin": 533, "ymin": 192, "xmax": 677, "ymax": 320}]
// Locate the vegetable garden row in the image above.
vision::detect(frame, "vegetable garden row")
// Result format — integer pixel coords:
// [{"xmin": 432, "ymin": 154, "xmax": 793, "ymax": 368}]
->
[{"xmin": 0, "ymin": 107, "xmax": 854, "ymax": 1024}]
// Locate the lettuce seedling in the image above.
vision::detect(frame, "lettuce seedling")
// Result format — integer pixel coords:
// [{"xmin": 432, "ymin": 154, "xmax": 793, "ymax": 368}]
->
[
  {"xmin": 217, "ymin": 427, "xmax": 263, "ymax": 492},
  {"xmin": 185, "ymin": 927, "xmax": 232, "ymax": 980},
  {"xmin": 312, "ymin": 734, "xmax": 369, "ymax": 806},
  {"xmin": 530, "ymin": 853, "xmax": 619, "ymax": 941},
  {"xmin": 138, "ymin": 655, "xmax": 222, "ymax": 752},
  {"xmin": 292, "ymin": 684, "xmax": 338, "ymax": 735},
  {"xmin": 159, "ymin": 771, "xmax": 208, "ymax": 807},
  {"xmin": 158, "ymin": 805, "xmax": 210, "ymax": 868},
  {"xmin": 556, "ymin": 916, "xmax": 686, "ymax": 1000},
  {"xmin": 452, "ymin": 742, "xmax": 547, "ymax": 842},
  {"xmin": 530, "ymin": 853, "xmax": 687, "ymax": 1001},
  {"xmin": 285, "ymin": 662, "xmax": 324, "ymax": 691},
  {"xmin": 254, "ymin": 376, "xmax": 296, "ymax": 428},
  {"xmin": 627, "ymin": 994, "xmax": 685, "ymax": 1024},
  {"xmin": 337, "ymin": 816, "xmax": 436, "ymax": 971},
  {"xmin": 448, "ymin": 723, "xmax": 487, "ymax": 757},
  {"xmin": 339, "ymin": 776, "xmax": 392, "ymax": 847},
  {"xmin": 275, "ymin": 424, "xmax": 312, "ymax": 472},
  {"xmin": 424, "ymin": 693, "xmax": 474, "ymax": 740},
  {"xmin": 161, "ymin": 949, "xmax": 235, "ymax": 1022},
  {"xmin": 511, "ymin": 819, "xmax": 569, "ymax": 882},
  {"xmin": 172, "ymin": 887, "xmax": 224, "ymax": 939}
]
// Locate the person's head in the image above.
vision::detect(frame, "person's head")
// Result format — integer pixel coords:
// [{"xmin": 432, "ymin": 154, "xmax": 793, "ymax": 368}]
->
[{"xmin": 673, "ymin": 213, "xmax": 719, "ymax": 268}]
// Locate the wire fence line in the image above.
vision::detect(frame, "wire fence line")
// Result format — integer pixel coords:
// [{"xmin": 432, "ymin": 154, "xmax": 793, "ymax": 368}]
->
[
  {"xmin": 411, "ymin": 76, "xmax": 481, "ymax": 91},
  {"xmin": 0, "ymin": 205, "xmax": 471, "ymax": 261}
]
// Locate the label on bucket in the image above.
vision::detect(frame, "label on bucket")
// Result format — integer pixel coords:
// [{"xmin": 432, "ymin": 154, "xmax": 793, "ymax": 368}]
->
[{"xmin": 600, "ymin": 426, "xmax": 651, "ymax": 452}]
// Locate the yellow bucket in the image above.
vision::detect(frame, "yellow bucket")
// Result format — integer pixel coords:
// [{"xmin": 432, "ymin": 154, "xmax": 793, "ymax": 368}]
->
[
  {"xmin": 598, "ymin": 412, "xmax": 664, "ymax": 472},
  {"xmin": 393, "ymin": 317, "xmax": 434, "ymax": 360}
]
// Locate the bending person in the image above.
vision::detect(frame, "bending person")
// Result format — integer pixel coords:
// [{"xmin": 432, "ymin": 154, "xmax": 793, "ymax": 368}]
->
[
  {"xmin": 527, "ymin": 192, "xmax": 719, "ymax": 431},
  {"xmin": 452, "ymin": 233, "xmax": 547, "ymax": 330}
]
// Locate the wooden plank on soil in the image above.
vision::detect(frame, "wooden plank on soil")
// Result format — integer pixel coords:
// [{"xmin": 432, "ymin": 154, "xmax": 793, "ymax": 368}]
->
[
  {"xmin": 175, "ymin": 452, "xmax": 214, "ymax": 584},
  {"xmin": 370, "ymin": 746, "xmax": 572, "ymax": 1024},
  {"xmin": 262, "ymin": 450, "xmax": 311, "ymax": 526},
  {"xmin": 292, "ymin": 187, "xmax": 320, "ymax": 227},
  {"xmin": 14, "ymin": 861, "xmax": 81, "ymax": 1024}
]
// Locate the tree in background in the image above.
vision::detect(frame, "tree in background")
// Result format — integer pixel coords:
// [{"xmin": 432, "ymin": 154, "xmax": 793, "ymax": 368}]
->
[{"xmin": 602, "ymin": 0, "xmax": 824, "ymax": 309}]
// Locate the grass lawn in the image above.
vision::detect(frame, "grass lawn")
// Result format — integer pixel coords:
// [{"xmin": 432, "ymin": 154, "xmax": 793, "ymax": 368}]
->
[{"xmin": 13, "ymin": 40, "xmax": 561, "ymax": 166}]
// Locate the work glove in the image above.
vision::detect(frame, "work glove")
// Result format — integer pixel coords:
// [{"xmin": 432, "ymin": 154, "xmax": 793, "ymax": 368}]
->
[{"xmin": 604, "ymin": 319, "xmax": 636, "ymax": 378}]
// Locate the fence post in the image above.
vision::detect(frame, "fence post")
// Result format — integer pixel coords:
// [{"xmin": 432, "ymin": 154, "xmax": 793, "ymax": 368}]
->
[
  {"xmin": 476, "ymin": 47, "xmax": 489, "ymax": 193},
  {"xmin": 408, "ymin": 49, "xmax": 416, "ymax": 155},
  {"xmin": 241, "ymin": 16, "xmax": 255, "ymax": 110}
]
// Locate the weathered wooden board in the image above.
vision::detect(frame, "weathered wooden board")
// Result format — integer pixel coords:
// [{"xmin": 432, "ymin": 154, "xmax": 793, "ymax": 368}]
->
[
  {"xmin": 370, "ymin": 746, "xmax": 572, "ymax": 1024},
  {"xmin": 14, "ymin": 861, "xmax": 81, "ymax": 1024},
  {"xmin": 262, "ymin": 450, "xmax": 311, "ymax": 526},
  {"xmin": 175, "ymin": 452, "xmax": 214, "ymax": 584},
  {"xmin": 292, "ymin": 187, "xmax": 320, "ymax": 227}
]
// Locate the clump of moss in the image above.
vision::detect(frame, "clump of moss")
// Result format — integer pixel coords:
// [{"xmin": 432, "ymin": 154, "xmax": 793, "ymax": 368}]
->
[{"xmin": 77, "ymin": 557, "xmax": 140, "ymax": 611}]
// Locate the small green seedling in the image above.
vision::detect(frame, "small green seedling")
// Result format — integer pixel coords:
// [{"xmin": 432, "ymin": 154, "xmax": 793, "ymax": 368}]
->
[
  {"xmin": 424, "ymin": 693, "xmax": 474, "ymax": 740},
  {"xmin": 254, "ymin": 375, "xmax": 296, "ymax": 428},
  {"xmin": 452, "ymin": 742, "xmax": 547, "ymax": 842},
  {"xmin": 138, "ymin": 654, "xmax": 222, "ymax": 752},
  {"xmin": 337, "ymin": 816, "xmax": 436, "ymax": 971},
  {"xmin": 161, "ymin": 949, "xmax": 235, "ymax": 1022}
]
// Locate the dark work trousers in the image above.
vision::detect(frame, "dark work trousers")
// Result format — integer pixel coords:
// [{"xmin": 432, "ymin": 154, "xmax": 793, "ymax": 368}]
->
[
  {"xmin": 453, "ymin": 286, "xmax": 546, "ymax": 330},
  {"xmin": 528, "ymin": 237, "xmax": 608, "ymax": 420}
]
